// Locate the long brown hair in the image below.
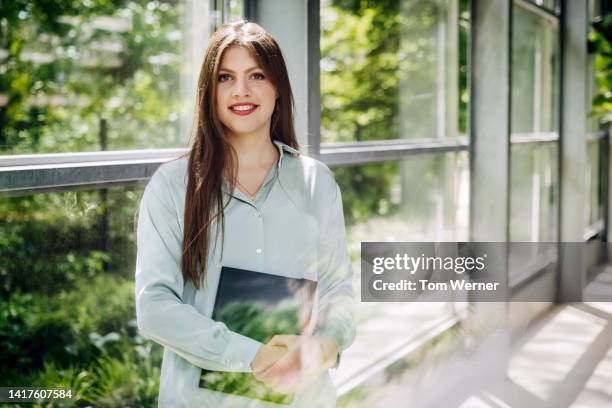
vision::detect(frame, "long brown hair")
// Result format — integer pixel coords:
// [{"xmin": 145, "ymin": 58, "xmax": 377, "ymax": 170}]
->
[{"xmin": 182, "ymin": 20, "xmax": 298, "ymax": 290}]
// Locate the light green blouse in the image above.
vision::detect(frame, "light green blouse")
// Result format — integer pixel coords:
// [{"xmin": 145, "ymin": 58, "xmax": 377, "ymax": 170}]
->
[{"xmin": 135, "ymin": 140, "xmax": 356, "ymax": 407}]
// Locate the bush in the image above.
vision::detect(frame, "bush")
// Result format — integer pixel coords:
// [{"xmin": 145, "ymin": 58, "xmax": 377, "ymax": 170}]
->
[{"xmin": 1, "ymin": 273, "xmax": 163, "ymax": 406}]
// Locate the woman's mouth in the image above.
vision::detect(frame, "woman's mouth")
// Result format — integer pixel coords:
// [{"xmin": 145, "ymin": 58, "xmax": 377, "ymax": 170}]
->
[{"xmin": 229, "ymin": 104, "xmax": 258, "ymax": 116}]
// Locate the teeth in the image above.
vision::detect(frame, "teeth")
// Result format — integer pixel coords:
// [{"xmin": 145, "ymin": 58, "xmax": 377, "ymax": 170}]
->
[{"xmin": 232, "ymin": 105, "xmax": 255, "ymax": 111}]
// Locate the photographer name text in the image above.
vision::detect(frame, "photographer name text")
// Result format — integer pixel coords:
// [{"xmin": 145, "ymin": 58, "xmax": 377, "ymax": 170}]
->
[{"xmin": 372, "ymin": 279, "xmax": 500, "ymax": 292}]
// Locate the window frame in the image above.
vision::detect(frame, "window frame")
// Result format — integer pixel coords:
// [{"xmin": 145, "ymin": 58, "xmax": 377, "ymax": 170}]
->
[{"xmin": 0, "ymin": 1, "xmax": 606, "ymax": 292}]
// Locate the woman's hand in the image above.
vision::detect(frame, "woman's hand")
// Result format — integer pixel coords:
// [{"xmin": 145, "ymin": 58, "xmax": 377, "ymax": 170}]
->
[
  {"xmin": 252, "ymin": 335, "xmax": 339, "ymax": 394},
  {"xmin": 250, "ymin": 344, "xmax": 288, "ymax": 373}
]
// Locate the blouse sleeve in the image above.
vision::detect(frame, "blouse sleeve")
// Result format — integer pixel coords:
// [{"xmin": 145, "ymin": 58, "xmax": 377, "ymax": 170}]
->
[
  {"xmin": 134, "ymin": 168, "xmax": 262, "ymax": 372},
  {"xmin": 312, "ymin": 181, "xmax": 356, "ymax": 356}
]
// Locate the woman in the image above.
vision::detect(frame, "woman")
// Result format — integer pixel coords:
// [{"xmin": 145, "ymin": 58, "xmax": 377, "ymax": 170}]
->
[{"xmin": 135, "ymin": 20, "xmax": 355, "ymax": 407}]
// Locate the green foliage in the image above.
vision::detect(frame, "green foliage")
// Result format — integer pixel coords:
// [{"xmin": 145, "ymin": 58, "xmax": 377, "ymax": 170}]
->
[
  {"xmin": 0, "ymin": 274, "xmax": 162, "ymax": 407},
  {"xmin": 590, "ymin": 11, "xmax": 612, "ymax": 124},
  {"xmin": 321, "ymin": 1, "xmax": 402, "ymax": 225},
  {"xmin": 321, "ymin": 1, "xmax": 401, "ymax": 143},
  {"xmin": 332, "ymin": 161, "xmax": 399, "ymax": 225},
  {"xmin": 322, "ymin": 1, "xmax": 466, "ymax": 227},
  {"xmin": 199, "ymin": 301, "xmax": 301, "ymax": 405},
  {"xmin": 0, "ymin": 186, "xmax": 143, "ymax": 297},
  {"xmin": 1, "ymin": 275, "xmax": 130, "ymax": 377},
  {"xmin": 215, "ymin": 301, "xmax": 300, "ymax": 344},
  {"xmin": 0, "ymin": 0, "xmax": 185, "ymax": 153},
  {"xmin": 200, "ymin": 369, "xmax": 293, "ymax": 406},
  {"xmin": 83, "ymin": 346, "xmax": 161, "ymax": 408}
]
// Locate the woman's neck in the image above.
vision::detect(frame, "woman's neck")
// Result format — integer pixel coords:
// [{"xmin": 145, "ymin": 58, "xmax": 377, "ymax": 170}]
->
[{"xmin": 228, "ymin": 133, "xmax": 278, "ymax": 169}]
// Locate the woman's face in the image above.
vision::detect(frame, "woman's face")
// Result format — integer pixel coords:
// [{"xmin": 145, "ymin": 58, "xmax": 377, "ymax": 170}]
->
[{"xmin": 215, "ymin": 45, "xmax": 278, "ymax": 140}]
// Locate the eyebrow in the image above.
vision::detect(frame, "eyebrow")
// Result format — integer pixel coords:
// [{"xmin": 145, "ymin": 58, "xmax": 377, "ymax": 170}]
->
[{"xmin": 218, "ymin": 66, "xmax": 261, "ymax": 74}]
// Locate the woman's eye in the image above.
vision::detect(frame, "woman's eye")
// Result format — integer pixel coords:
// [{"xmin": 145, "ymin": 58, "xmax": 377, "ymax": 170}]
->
[
  {"xmin": 218, "ymin": 74, "xmax": 231, "ymax": 82},
  {"xmin": 252, "ymin": 72, "xmax": 265, "ymax": 80}
]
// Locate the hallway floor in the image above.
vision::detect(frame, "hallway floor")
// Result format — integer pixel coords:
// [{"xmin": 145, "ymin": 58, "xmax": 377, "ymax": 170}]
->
[{"xmin": 341, "ymin": 268, "xmax": 612, "ymax": 408}]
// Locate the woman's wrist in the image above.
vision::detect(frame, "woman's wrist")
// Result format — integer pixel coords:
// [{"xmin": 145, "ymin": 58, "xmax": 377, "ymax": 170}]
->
[
  {"xmin": 251, "ymin": 343, "xmax": 287, "ymax": 373},
  {"xmin": 316, "ymin": 336, "xmax": 339, "ymax": 367}
]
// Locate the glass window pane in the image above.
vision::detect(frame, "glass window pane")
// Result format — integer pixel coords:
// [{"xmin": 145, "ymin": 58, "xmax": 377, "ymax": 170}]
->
[
  {"xmin": 1, "ymin": 184, "xmax": 144, "ymax": 294},
  {"xmin": 586, "ymin": 49, "xmax": 600, "ymax": 133},
  {"xmin": 330, "ymin": 153, "xmax": 469, "ymax": 387},
  {"xmin": 228, "ymin": 0, "xmax": 245, "ymax": 21},
  {"xmin": 585, "ymin": 141, "xmax": 603, "ymax": 228},
  {"xmin": 510, "ymin": 143, "xmax": 559, "ymax": 243},
  {"xmin": 527, "ymin": 0, "xmax": 561, "ymax": 12},
  {"xmin": 333, "ymin": 153, "xmax": 469, "ymax": 243},
  {"xmin": 588, "ymin": 0, "xmax": 602, "ymax": 21},
  {"xmin": 0, "ymin": 184, "xmax": 165, "ymax": 400},
  {"xmin": 509, "ymin": 5, "xmax": 560, "ymax": 283},
  {"xmin": 511, "ymin": 5, "xmax": 560, "ymax": 134},
  {"xmin": 509, "ymin": 143, "xmax": 559, "ymax": 285},
  {"xmin": 588, "ymin": 0, "xmax": 608, "ymax": 131},
  {"xmin": 0, "ymin": 1, "xmax": 212, "ymax": 154},
  {"xmin": 320, "ymin": 0, "xmax": 466, "ymax": 143}
]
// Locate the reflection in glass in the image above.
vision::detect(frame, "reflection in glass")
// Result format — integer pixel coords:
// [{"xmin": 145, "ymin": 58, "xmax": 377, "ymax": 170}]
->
[
  {"xmin": 528, "ymin": 0, "xmax": 559, "ymax": 13},
  {"xmin": 586, "ymin": 46, "xmax": 601, "ymax": 133},
  {"xmin": 588, "ymin": 0, "xmax": 602, "ymax": 21},
  {"xmin": 1, "ymin": 184, "xmax": 145, "ymax": 295},
  {"xmin": 333, "ymin": 153, "xmax": 469, "ymax": 243},
  {"xmin": 510, "ymin": 143, "xmax": 558, "ymax": 242},
  {"xmin": 585, "ymin": 141, "xmax": 603, "ymax": 228},
  {"xmin": 0, "ymin": 1, "xmax": 211, "ymax": 154},
  {"xmin": 586, "ymin": 0, "xmax": 602, "ymax": 133},
  {"xmin": 511, "ymin": 5, "xmax": 560, "ymax": 134},
  {"xmin": 227, "ymin": 0, "xmax": 245, "ymax": 22},
  {"xmin": 509, "ymin": 4, "xmax": 560, "ymax": 282},
  {"xmin": 330, "ymin": 154, "xmax": 469, "ymax": 393},
  {"xmin": 199, "ymin": 267, "xmax": 316, "ymax": 404},
  {"xmin": 0, "ymin": 183, "xmax": 165, "ymax": 406},
  {"xmin": 320, "ymin": 0, "xmax": 463, "ymax": 142},
  {"xmin": 509, "ymin": 143, "xmax": 559, "ymax": 285}
]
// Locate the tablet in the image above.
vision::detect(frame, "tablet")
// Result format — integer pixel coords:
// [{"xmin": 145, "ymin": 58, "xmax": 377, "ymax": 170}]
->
[{"xmin": 198, "ymin": 266, "xmax": 317, "ymax": 404}]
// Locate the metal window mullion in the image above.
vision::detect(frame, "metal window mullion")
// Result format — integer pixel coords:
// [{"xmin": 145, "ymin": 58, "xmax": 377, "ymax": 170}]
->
[
  {"xmin": 604, "ymin": 126, "xmax": 611, "ymax": 241},
  {"xmin": 468, "ymin": 1, "xmax": 511, "ymax": 363},
  {"xmin": 307, "ymin": 0, "xmax": 321, "ymax": 156},
  {"xmin": 0, "ymin": 149, "xmax": 189, "ymax": 194},
  {"xmin": 319, "ymin": 138, "xmax": 469, "ymax": 166},
  {"xmin": 251, "ymin": 0, "xmax": 316, "ymax": 153},
  {"xmin": 0, "ymin": 160, "xmax": 167, "ymax": 196},
  {"xmin": 558, "ymin": 0, "xmax": 588, "ymax": 302},
  {"xmin": 0, "ymin": 148, "xmax": 188, "ymax": 167},
  {"xmin": 470, "ymin": 0, "xmax": 511, "ymax": 244},
  {"xmin": 510, "ymin": 132, "xmax": 559, "ymax": 143},
  {"xmin": 0, "ymin": 142, "xmax": 469, "ymax": 194}
]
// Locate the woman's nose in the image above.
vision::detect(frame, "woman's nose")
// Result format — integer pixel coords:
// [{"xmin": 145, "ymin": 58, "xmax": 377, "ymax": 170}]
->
[{"xmin": 231, "ymin": 77, "xmax": 251, "ymax": 97}]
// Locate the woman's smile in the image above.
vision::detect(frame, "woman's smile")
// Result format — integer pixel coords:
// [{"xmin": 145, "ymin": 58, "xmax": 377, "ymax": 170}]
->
[{"xmin": 229, "ymin": 103, "xmax": 259, "ymax": 116}]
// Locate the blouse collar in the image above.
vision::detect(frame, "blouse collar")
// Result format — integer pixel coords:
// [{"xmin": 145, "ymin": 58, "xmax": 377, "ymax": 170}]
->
[{"xmin": 272, "ymin": 140, "xmax": 301, "ymax": 169}]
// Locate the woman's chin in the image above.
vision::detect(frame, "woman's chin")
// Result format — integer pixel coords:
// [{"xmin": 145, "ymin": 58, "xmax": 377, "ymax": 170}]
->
[{"xmin": 226, "ymin": 125, "xmax": 269, "ymax": 139}]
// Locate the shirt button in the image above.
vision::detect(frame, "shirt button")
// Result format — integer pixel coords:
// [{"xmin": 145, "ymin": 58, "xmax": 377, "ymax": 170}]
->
[
  {"xmin": 256, "ymin": 248, "xmax": 263, "ymax": 255},
  {"xmin": 256, "ymin": 211, "xmax": 262, "ymax": 217}
]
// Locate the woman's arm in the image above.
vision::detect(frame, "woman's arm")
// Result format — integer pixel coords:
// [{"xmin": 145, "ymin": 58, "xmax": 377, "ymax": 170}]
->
[
  {"xmin": 249, "ymin": 168, "xmax": 356, "ymax": 393},
  {"xmin": 135, "ymin": 168, "xmax": 261, "ymax": 372},
  {"xmin": 312, "ymin": 180, "xmax": 356, "ymax": 361}
]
